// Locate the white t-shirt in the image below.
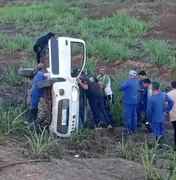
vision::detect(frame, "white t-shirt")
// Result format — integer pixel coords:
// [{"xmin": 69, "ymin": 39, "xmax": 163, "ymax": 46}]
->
[
  {"xmin": 167, "ymin": 89, "xmax": 176, "ymax": 121},
  {"xmin": 97, "ymin": 74, "xmax": 113, "ymax": 96}
]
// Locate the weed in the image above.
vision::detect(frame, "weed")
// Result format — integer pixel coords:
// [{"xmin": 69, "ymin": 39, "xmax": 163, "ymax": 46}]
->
[
  {"xmin": 25, "ymin": 126, "xmax": 57, "ymax": 158},
  {"xmin": 2, "ymin": 65, "xmax": 21, "ymax": 86},
  {"xmin": 143, "ymin": 40, "xmax": 172, "ymax": 67},
  {"xmin": 0, "ymin": 104, "xmax": 25, "ymax": 142},
  {"xmin": 110, "ymin": 69, "xmax": 129, "ymax": 124},
  {"xmin": 91, "ymin": 38, "xmax": 134, "ymax": 61},
  {"xmin": 138, "ymin": 8, "xmax": 153, "ymax": 15},
  {"xmin": 119, "ymin": 134, "xmax": 132, "ymax": 159},
  {"xmin": 84, "ymin": 58, "xmax": 98, "ymax": 75},
  {"xmin": 21, "ymin": 57, "xmax": 36, "ymax": 68},
  {"xmin": 166, "ymin": 150, "xmax": 176, "ymax": 180},
  {"xmin": 140, "ymin": 140, "xmax": 160, "ymax": 180},
  {"xmin": 170, "ymin": 56, "xmax": 176, "ymax": 75}
]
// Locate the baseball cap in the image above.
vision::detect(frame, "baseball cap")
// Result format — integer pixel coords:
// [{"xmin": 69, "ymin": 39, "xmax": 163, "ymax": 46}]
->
[
  {"xmin": 129, "ymin": 70, "xmax": 137, "ymax": 77},
  {"xmin": 151, "ymin": 81, "xmax": 160, "ymax": 89}
]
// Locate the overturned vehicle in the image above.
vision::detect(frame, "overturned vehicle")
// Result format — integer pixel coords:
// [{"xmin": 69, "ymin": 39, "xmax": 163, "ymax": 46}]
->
[{"xmin": 18, "ymin": 37, "xmax": 88, "ymax": 138}]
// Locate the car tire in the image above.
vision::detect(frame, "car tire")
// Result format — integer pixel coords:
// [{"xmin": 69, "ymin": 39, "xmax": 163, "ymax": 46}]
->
[
  {"xmin": 18, "ymin": 68, "xmax": 34, "ymax": 78},
  {"xmin": 37, "ymin": 78, "xmax": 66, "ymax": 89}
]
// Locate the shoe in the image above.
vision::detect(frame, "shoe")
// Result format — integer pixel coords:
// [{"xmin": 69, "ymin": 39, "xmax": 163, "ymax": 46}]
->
[{"xmin": 107, "ymin": 125, "xmax": 113, "ymax": 129}]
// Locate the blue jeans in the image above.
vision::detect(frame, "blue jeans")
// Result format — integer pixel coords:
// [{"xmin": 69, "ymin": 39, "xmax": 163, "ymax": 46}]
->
[
  {"xmin": 124, "ymin": 104, "xmax": 137, "ymax": 133},
  {"xmin": 152, "ymin": 122, "xmax": 164, "ymax": 138},
  {"xmin": 89, "ymin": 98, "xmax": 111, "ymax": 126}
]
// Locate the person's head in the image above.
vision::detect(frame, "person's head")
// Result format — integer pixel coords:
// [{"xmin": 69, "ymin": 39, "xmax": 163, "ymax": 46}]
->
[
  {"xmin": 48, "ymin": 32, "xmax": 58, "ymax": 38},
  {"xmin": 37, "ymin": 63, "xmax": 46, "ymax": 72},
  {"xmin": 99, "ymin": 66, "xmax": 107, "ymax": 76},
  {"xmin": 138, "ymin": 70, "xmax": 147, "ymax": 80},
  {"xmin": 171, "ymin": 81, "xmax": 176, "ymax": 89},
  {"xmin": 129, "ymin": 70, "xmax": 137, "ymax": 78},
  {"xmin": 33, "ymin": 44, "xmax": 41, "ymax": 53},
  {"xmin": 143, "ymin": 78, "xmax": 151, "ymax": 88},
  {"xmin": 151, "ymin": 81, "xmax": 160, "ymax": 92},
  {"xmin": 79, "ymin": 71, "xmax": 86, "ymax": 79}
]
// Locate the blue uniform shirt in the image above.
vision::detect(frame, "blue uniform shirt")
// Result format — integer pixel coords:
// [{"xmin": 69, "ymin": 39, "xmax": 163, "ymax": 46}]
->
[
  {"xmin": 147, "ymin": 92, "xmax": 173, "ymax": 123},
  {"xmin": 31, "ymin": 70, "xmax": 45, "ymax": 98},
  {"xmin": 119, "ymin": 78, "xmax": 139, "ymax": 104}
]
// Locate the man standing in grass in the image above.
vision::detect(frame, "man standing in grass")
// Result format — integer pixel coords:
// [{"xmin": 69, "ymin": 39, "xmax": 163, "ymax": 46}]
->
[
  {"xmin": 137, "ymin": 71, "xmax": 147, "ymax": 127},
  {"xmin": 77, "ymin": 72, "xmax": 112, "ymax": 129},
  {"xmin": 143, "ymin": 78, "xmax": 153, "ymax": 133},
  {"xmin": 167, "ymin": 81, "xmax": 176, "ymax": 149},
  {"xmin": 97, "ymin": 66, "xmax": 114, "ymax": 124},
  {"xmin": 147, "ymin": 81, "xmax": 173, "ymax": 143},
  {"xmin": 33, "ymin": 32, "xmax": 58, "ymax": 64},
  {"xmin": 119, "ymin": 70, "xmax": 139, "ymax": 135},
  {"xmin": 29, "ymin": 63, "xmax": 46, "ymax": 123}
]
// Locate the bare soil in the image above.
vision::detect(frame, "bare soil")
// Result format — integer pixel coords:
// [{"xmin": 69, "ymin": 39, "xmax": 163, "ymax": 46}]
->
[{"xmin": 0, "ymin": 0, "xmax": 176, "ymax": 179}]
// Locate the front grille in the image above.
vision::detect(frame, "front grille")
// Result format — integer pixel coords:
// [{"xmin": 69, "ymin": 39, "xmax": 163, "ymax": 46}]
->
[{"xmin": 57, "ymin": 99, "xmax": 69, "ymax": 134}]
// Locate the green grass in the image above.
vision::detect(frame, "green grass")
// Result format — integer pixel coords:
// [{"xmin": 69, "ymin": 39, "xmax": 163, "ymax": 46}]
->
[
  {"xmin": 0, "ymin": 104, "xmax": 25, "ymax": 142},
  {"xmin": 0, "ymin": 1, "xmax": 152, "ymax": 61},
  {"xmin": 143, "ymin": 40, "xmax": 173, "ymax": 67},
  {"xmin": 25, "ymin": 126, "xmax": 57, "ymax": 158},
  {"xmin": 2, "ymin": 65, "xmax": 22, "ymax": 86}
]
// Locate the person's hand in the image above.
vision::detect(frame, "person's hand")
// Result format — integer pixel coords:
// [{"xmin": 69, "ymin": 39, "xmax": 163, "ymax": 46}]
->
[
  {"xmin": 163, "ymin": 111, "xmax": 167, "ymax": 116},
  {"xmin": 76, "ymin": 77, "xmax": 81, "ymax": 83},
  {"xmin": 54, "ymin": 34, "xmax": 58, "ymax": 38}
]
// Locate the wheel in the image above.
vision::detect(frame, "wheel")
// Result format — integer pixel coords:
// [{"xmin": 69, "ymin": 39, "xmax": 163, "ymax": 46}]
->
[
  {"xmin": 18, "ymin": 68, "xmax": 34, "ymax": 78},
  {"xmin": 37, "ymin": 78, "xmax": 66, "ymax": 89}
]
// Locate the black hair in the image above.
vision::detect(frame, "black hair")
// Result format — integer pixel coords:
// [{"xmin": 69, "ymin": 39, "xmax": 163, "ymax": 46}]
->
[
  {"xmin": 171, "ymin": 81, "xmax": 176, "ymax": 88},
  {"xmin": 143, "ymin": 78, "xmax": 151, "ymax": 84},
  {"xmin": 33, "ymin": 44, "xmax": 40, "ymax": 52},
  {"xmin": 138, "ymin": 71, "xmax": 146, "ymax": 76}
]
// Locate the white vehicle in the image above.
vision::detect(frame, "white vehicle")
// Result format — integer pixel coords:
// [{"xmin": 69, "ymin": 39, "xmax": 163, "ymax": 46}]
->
[{"xmin": 18, "ymin": 37, "xmax": 88, "ymax": 138}]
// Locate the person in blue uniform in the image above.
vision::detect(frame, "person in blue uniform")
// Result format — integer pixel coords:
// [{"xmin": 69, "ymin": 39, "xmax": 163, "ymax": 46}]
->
[
  {"xmin": 77, "ymin": 72, "xmax": 112, "ymax": 129},
  {"xmin": 119, "ymin": 70, "xmax": 139, "ymax": 135},
  {"xmin": 29, "ymin": 63, "xmax": 46, "ymax": 122},
  {"xmin": 147, "ymin": 81, "xmax": 173, "ymax": 143},
  {"xmin": 137, "ymin": 71, "xmax": 148, "ymax": 127},
  {"xmin": 33, "ymin": 32, "xmax": 58, "ymax": 64}
]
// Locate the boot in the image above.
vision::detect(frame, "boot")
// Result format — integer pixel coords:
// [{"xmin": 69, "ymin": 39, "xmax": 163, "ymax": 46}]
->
[{"xmin": 26, "ymin": 109, "xmax": 38, "ymax": 123}]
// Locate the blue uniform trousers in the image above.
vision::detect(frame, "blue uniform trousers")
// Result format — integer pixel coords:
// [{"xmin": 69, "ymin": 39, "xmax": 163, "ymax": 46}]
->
[
  {"xmin": 89, "ymin": 97, "xmax": 111, "ymax": 127},
  {"xmin": 30, "ymin": 94, "xmax": 41, "ymax": 109},
  {"xmin": 124, "ymin": 104, "xmax": 137, "ymax": 133},
  {"xmin": 151, "ymin": 122, "xmax": 164, "ymax": 138}
]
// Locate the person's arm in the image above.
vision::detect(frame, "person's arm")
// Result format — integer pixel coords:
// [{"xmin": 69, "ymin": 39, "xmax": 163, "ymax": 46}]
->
[
  {"xmin": 147, "ymin": 98, "xmax": 152, "ymax": 123},
  {"xmin": 164, "ymin": 94, "xmax": 174, "ymax": 114},
  {"xmin": 36, "ymin": 52, "xmax": 41, "ymax": 64},
  {"xmin": 100, "ymin": 75, "xmax": 109, "ymax": 89},
  {"xmin": 37, "ymin": 72, "xmax": 45, "ymax": 82},
  {"xmin": 119, "ymin": 80, "xmax": 128, "ymax": 91},
  {"xmin": 76, "ymin": 77, "xmax": 88, "ymax": 90}
]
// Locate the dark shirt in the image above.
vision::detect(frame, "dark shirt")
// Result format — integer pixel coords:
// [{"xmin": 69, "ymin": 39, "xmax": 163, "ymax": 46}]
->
[
  {"xmin": 81, "ymin": 76, "xmax": 102, "ymax": 99},
  {"xmin": 35, "ymin": 32, "xmax": 55, "ymax": 64}
]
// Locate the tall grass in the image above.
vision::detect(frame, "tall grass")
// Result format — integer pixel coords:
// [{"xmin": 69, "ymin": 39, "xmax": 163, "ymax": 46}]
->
[
  {"xmin": 2, "ymin": 65, "xmax": 21, "ymax": 86},
  {"xmin": 0, "ymin": 104, "xmax": 25, "ymax": 142},
  {"xmin": 84, "ymin": 58, "xmax": 98, "ymax": 75},
  {"xmin": 140, "ymin": 140, "xmax": 160, "ymax": 180},
  {"xmin": 143, "ymin": 40, "xmax": 172, "ymax": 67},
  {"xmin": 25, "ymin": 126, "xmax": 57, "ymax": 158}
]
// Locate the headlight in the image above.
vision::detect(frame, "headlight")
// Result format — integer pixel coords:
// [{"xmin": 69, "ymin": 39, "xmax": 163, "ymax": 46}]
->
[{"xmin": 72, "ymin": 86, "xmax": 78, "ymax": 102}]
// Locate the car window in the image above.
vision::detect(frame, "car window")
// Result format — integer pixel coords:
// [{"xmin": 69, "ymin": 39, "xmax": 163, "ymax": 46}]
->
[{"xmin": 71, "ymin": 42, "xmax": 84, "ymax": 78}]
